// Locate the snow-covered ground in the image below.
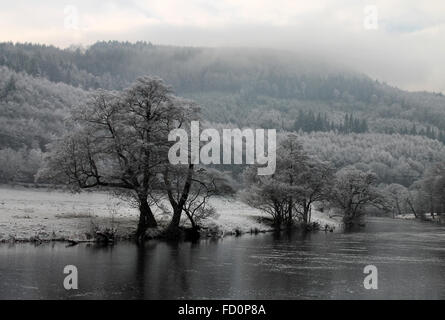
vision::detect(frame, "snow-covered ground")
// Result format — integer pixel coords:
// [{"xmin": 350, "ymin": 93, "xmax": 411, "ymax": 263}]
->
[
  {"xmin": 395, "ymin": 214, "xmax": 417, "ymax": 220},
  {"xmin": 0, "ymin": 185, "xmax": 341, "ymax": 242},
  {"xmin": 396, "ymin": 213, "xmax": 445, "ymax": 222}
]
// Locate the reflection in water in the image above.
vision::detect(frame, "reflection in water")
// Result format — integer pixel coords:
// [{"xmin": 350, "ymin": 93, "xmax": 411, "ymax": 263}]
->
[{"xmin": 1, "ymin": 217, "xmax": 445, "ymax": 299}]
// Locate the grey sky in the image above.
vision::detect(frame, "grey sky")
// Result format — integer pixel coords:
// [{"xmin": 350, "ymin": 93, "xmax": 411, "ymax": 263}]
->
[{"xmin": 1, "ymin": 0, "xmax": 444, "ymax": 93}]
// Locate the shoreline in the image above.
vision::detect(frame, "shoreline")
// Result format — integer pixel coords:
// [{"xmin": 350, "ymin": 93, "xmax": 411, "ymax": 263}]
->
[{"xmin": 0, "ymin": 184, "xmax": 342, "ymax": 244}]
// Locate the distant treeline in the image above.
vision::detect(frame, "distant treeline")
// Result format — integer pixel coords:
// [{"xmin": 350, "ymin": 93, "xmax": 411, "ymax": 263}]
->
[
  {"xmin": 2, "ymin": 41, "xmax": 445, "ymax": 131},
  {"xmin": 387, "ymin": 124, "xmax": 445, "ymax": 144},
  {"xmin": 293, "ymin": 111, "xmax": 368, "ymax": 134},
  {"xmin": 293, "ymin": 110, "xmax": 445, "ymax": 144}
]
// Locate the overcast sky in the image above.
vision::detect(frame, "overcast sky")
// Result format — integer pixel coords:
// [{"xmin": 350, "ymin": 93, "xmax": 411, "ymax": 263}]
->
[{"xmin": 1, "ymin": 0, "xmax": 444, "ymax": 93}]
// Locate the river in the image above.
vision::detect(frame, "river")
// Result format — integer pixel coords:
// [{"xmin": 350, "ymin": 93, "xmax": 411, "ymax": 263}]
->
[{"xmin": 1, "ymin": 217, "xmax": 445, "ymax": 299}]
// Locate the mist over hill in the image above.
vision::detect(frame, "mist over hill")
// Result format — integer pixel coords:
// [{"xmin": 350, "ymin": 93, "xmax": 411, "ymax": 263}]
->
[{"xmin": 1, "ymin": 41, "xmax": 445, "ymax": 184}]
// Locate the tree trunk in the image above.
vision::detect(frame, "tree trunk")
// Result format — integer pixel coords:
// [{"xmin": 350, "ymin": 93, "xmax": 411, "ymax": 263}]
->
[
  {"xmin": 136, "ymin": 194, "xmax": 157, "ymax": 242},
  {"xmin": 185, "ymin": 211, "xmax": 197, "ymax": 230},
  {"xmin": 430, "ymin": 194, "xmax": 434, "ymax": 218},
  {"xmin": 165, "ymin": 164, "xmax": 194, "ymax": 237},
  {"xmin": 395, "ymin": 200, "xmax": 402, "ymax": 217},
  {"xmin": 168, "ymin": 207, "xmax": 182, "ymax": 231},
  {"xmin": 343, "ymin": 206, "xmax": 355, "ymax": 226},
  {"xmin": 273, "ymin": 201, "xmax": 282, "ymax": 227},
  {"xmin": 406, "ymin": 199, "xmax": 418, "ymax": 219},
  {"xmin": 300, "ymin": 200, "xmax": 312, "ymax": 224},
  {"xmin": 287, "ymin": 199, "xmax": 293, "ymax": 226}
]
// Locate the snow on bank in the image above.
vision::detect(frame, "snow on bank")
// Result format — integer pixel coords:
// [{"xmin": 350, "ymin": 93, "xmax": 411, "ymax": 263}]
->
[
  {"xmin": 0, "ymin": 185, "xmax": 341, "ymax": 242},
  {"xmin": 396, "ymin": 213, "xmax": 445, "ymax": 222},
  {"xmin": 395, "ymin": 214, "xmax": 417, "ymax": 220},
  {"xmin": 0, "ymin": 186, "xmax": 139, "ymax": 241}
]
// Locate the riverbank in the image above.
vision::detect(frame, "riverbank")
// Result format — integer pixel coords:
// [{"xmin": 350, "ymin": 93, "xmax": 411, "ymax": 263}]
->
[
  {"xmin": 396, "ymin": 213, "xmax": 445, "ymax": 223},
  {"xmin": 0, "ymin": 185, "xmax": 341, "ymax": 243}
]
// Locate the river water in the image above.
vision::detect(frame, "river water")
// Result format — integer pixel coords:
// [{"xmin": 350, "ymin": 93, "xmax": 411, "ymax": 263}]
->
[{"xmin": 1, "ymin": 217, "xmax": 445, "ymax": 299}]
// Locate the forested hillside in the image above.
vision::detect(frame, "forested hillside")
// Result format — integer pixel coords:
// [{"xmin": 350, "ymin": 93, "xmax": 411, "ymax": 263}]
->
[
  {"xmin": 300, "ymin": 132, "xmax": 445, "ymax": 186},
  {"xmin": 0, "ymin": 66, "xmax": 86, "ymax": 150},
  {"xmin": 1, "ymin": 41, "xmax": 445, "ymax": 184},
  {"xmin": 0, "ymin": 66, "xmax": 87, "ymax": 182},
  {"xmin": 1, "ymin": 41, "xmax": 445, "ymax": 140}
]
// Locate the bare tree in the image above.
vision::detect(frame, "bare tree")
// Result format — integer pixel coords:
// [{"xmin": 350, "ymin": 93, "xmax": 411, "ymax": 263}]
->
[
  {"xmin": 406, "ymin": 162, "xmax": 445, "ymax": 219},
  {"xmin": 241, "ymin": 173, "xmax": 294, "ymax": 227},
  {"xmin": 329, "ymin": 168, "xmax": 386, "ymax": 225},
  {"xmin": 183, "ymin": 168, "xmax": 234, "ymax": 230},
  {"xmin": 293, "ymin": 159, "xmax": 333, "ymax": 224},
  {"xmin": 242, "ymin": 134, "xmax": 308, "ymax": 227},
  {"xmin": 384, "ymin": 184, "xmax": 409, "ymax": 218},
  {"xmin": 242, "ymin": 134, "xmax": 333, "ymax": 227},
  {"xmin": 162, "ymin": 163, "xmax": 195, "ymax": 236},
  {"xmin": 40, "ymin": 76, "xmax": 198, "ymax": 242},
  {"xmin": 162, "ymin": 164, "xmax": 233, "ymax": 237}
]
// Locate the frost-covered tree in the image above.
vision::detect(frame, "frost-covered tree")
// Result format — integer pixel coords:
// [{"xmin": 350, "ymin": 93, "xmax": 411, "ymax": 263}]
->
[
  {"xmin": 293, "ymin": 159, "xmax": 333, "ymax": 223},
  {"xmin": 383, "ymin": 184, "xmax": 409, "ymax": 218},
  {"xmin": 242, "ymin": 134, "xmax": 331, "ymax": 226},
  {"xmin": 409, "ymin": 162, "xmax": 445, "ymax": 218},
  {"xmin": 164, "ymin": 167, "xmax": 234, "ymax": 234},
  {"xmin": 40, "ymin": 76, "xmax": 198, "ymax": 241},
  {"xmin": 329, "ymin": 168, "xmax": 386, "ymax": 225},
  {"xmin": 241, "ymin": 135, "xmax": 306, "ymax": 226}
]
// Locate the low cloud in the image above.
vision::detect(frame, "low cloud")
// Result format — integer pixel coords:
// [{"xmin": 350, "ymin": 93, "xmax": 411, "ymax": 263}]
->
[{"xmin": 0, "ymin": 0, "xmax": 444, "ymax": 92}]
